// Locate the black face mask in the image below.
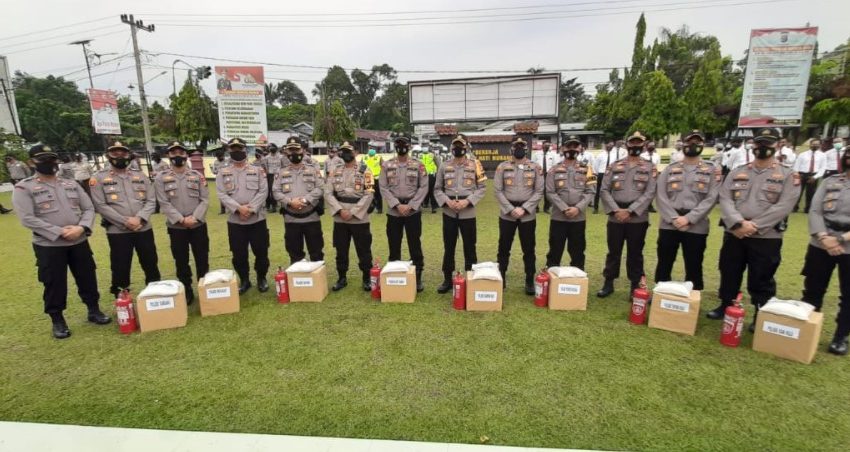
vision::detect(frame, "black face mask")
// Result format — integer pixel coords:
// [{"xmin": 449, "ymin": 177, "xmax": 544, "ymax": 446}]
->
[
  {"xmin": 628, "ymin": 146, "xmax": 643, "ymax": 156},
  {"xmin": 229, "ymin": 150, "xmax": 247, "ymax": 162},
  {"xmin": 35, "ymin": 159, "xmax": 58, "ymax": 175},
  {"xmin": 754, "ymin": 146, "xmax": 775, "ymax": 160},
  {"xmin": 108, "ymin": 156, "xmax": 130, "ymax": 169},
  {"xmin": 811, "ymin": 146, "xmax": 820, "ymax": 151},
  {"xmin": 152, "ymin": 156, "xmax": 161, "ymax": 163},
  {"xmin": 565, "ymin": 150, "xmax": 579, "ymax": 160},
  {"xmin": 396, "ymin": 146, "xmax": 409, "ymax": 155},
  {"xmin": 684, "ymin": 144, "xmax": 703, "ymax": 157},
  {"xmin": 512, "ymin": 147, "xmax": 527, "ymax": 159},
  {"xmin": 170, "ymin": 156, "xmax": 186, "ymax": 167},
  {"xmin": 340, "ymin": 151, "xmax": 354, "ymax": 163},
  {"xmin": 270, "ymin": 149, "xmax": 278, "ymax": 154},
  {"xmin": 452, "ymin": 147, "xmax": 466, "ymax": 157},
  {"xmin": 289, "ymin": 153, "xmax": 304, "ymax": 164},
  {"xmin": 217, "ymin": 156, "xmax": 224, "ymax": 161}
]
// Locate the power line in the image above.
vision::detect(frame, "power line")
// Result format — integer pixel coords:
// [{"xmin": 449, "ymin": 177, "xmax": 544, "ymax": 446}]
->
[
  {"xmin": 0, "ymin": 15, "xmax": 113, "ymax": 43},
  {"xmin": 0, "ymin": 24, "xmax": 124, "ymax": 50},
  {"xmin": 3, "ymin": 30, "xmax": 126, "ymax": 56}
]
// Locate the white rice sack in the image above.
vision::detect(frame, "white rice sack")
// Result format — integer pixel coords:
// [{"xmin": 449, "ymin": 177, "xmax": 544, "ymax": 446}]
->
[
  {"xmin": 203, "ymin": 269, "xmax": 235, "ymax": 285},
  {"xmin": 286, "ymin": 260, "xmax": 324, "ymax": 273},
  {"xmin": 382, "ymin": 261, "xmax": 413, "ymax": 274},
  {"xmin": 470, "ymin": 262, "xmax": 502, "ymax": 281},
  {"xmin": 761, "ymin": 298, "xmax": 815, "ymax": 321},
  {"xmin": 653, "ymin": 281, "xmax": 694, "ymax": 297},
  {"xmin": 138, "ymin": 280, "xmax": 182, "ymax": 297},
  {"xmin": 549, "ymin": 266, "xmax": 587, "ymax": 278}
]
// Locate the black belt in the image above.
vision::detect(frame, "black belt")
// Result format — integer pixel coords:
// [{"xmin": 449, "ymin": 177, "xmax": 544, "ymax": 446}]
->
[
  {"xmin": 335, "ymin": 195, "xmax": 361, "ymax": 204},
  {"xmin": 449, "ymin": 195, "xmax": 468, "ymax": 201},
  {"xmin": 826, "ymin": 220, "xmax": 850, "ymax": 232},
  {"xmin": 616, "ymin": 201, "xmax": 633, "ymax": 209},
  {"xmin": 397, "ymin": 198, "xmax": 411, "ymax": 204},
  {"xmin": 675, "ymin": 208, "xmax": 691, "ymax": 216},
  {"xmin": 282, "ymin": 208, "xmax": 315, "ymax": 218},
  {"xmin": 509, "ymin": 200, "xmax": 525, "ymax": 207}
]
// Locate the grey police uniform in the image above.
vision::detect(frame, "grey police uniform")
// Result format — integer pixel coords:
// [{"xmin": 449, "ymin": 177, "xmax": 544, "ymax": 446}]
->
[
  {"xmin": 273, "ymin": 162, "xmax": 325, "ymax": 263},
  {"xmin": 493, "ymin": 159, "xmax": 544, "ymax": 283},
  {"xmin": 216, "ymin": 163, "xmax": 270, "ymax": 283},
  {"xmin": 7, "ymin": 160, "xmax": 29, "ymax": 182},
  {"xmin": 433, "ymin": 157, "xmax": 487, "ymax": 280},
  {"xmin": 654, "ymin": 160, "xmax": 721, "ymax": 289},
  {"xmin": 12, "ymin": 175, "xmax": 101, "ymax": 315},
  {"xmin": 90, "ymin": 168, "xmax": 161, "ymax": 295},
  {"xmin": 264, "ymin": 153, "xmax": 284, "ymax": 210},
  {"xmin": 717, "ymin": 161, "xmax": 800, "ymax": 307},
  {"xmin": 599, "ymin": 158, "xmax": 657, "ymax": 286},
  {"xmin": 325, "ymin": 164, "xmax": 375, "ymax": 281},
  {"xmin": 379, "ymin": 157, "xmax": 429, "ymax": 278},
  {"xmin": 545, "ymin": 160, "xmax": 596, "ymax": 268}
]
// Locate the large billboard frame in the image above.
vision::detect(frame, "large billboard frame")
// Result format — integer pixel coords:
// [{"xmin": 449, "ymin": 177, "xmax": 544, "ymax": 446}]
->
[{"xmin": 408, "ymin": 73, "xmax": 561, "ymax": 125}]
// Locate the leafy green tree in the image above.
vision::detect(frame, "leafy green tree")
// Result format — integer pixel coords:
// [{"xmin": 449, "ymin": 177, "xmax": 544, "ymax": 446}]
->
[
  {"xmin": 171, "ymin": 78, "xmax": 219, "ymax": 146},
  {"xmin": 630, "ymin": 71, "xmax": 682, "ymax": 141},
  {"xmin": 265, "ymin": 80, "xmax": 308, "ymax": 106},
  {"xmin": 367, "ymin": 82, "xmax": 409, "ymax": 132},
  {"xmin": 682, "ymin": 41, "xmax": 726, "ymax": 135},
  {"xmin": 313, "ymin": 98, "xmax": 354, "ymax": 146},
  {"xmin": 267, "ymin": 103, "xmax": 314, "ymax": 130},
  {"xmin": 313, "ymin": 66, "xmax": 354, "ymax": 104},
  {"xmin": 559, "ymin": 77, "xmax": 591, "ymax": 122}
]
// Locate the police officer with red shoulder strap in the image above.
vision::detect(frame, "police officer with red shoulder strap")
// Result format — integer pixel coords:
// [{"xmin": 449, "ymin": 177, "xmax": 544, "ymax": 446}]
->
[{"xmin": 13, "ymin": 144, "xmax": 111, "ymax": 339}]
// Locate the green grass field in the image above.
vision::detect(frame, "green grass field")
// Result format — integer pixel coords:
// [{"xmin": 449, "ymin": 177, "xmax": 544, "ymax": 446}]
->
[{"xmin": 0, "ymin": 183, "xmax": 848, "ymax": 451}]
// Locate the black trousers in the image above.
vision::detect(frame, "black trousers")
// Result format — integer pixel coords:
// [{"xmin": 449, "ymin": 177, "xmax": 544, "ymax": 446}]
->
[
  {"xmin": 654, "ymin": 228, "xmax": 708, "ymax": 290},
  {"xmin": 284, "ymin": 220, "xmax": 324, "ymax": 264},
  {"xmin": 266, "ymin": 174, "xmax": 277, "ymax": 210},
  {"xmin": 167, "ymin": 224, "xmax": 210, "ymax": 290},
  {"xmin": 441, "ymin": 214, "xmax": 477, "ymax": 279},
  {"xmin": 33, "ymin": 242, "xmax": 99, "ymax": 315},
  {"xmin": 106, "ymin": 229, "xmax": 161, "ymax": 296},
  {"xmin": 332, "ymin": 222, "xmax": 373, "ymax": 278},
  {"xmin": 718, "ymin": 232, "xmax": 782, "ymax": 307},
  {"xmin": 386, "ymin": 212, "xmax": 424, "ymax": 273},
  {"xmin": 796, "ymin": 173, "xmax": 818, "ymax": 212},
  {"xmin": 801, "ymin": 245, "xmax": 850, "ymax": 337},
  {"xmin": 227, "ymin": 220, "xmax": 270, "ymax": 281},
  {"xmin": 593, "ymin": 174, "xmax": 604, "ymax": 211},
  {"xmin": 497, "ymin": 218, "xmax": 537, "ymax": 280},
  {"xmin": 426, "ymin": 174, "xmax": 437, "ymax": 208},
  {"xmin": 546, "ymin": 220, "xmax": 586, "ymax": 269},
  {"xmin": 372, "ymin": 180, "xmax": 383, "ymax": 212},
  {"xmin": 602, "ymin": 221, "xmax": 649, "ymax": 284}
]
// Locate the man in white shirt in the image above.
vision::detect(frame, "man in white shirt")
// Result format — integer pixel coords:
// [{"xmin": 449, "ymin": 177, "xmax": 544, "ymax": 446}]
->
[
  {"xmin": 792, "ymin": 138, "xmax": 827, "ymax": 213},
  {"xmin": 670, "ymin": 140, "xmax": 685, "ymax": 163},
  {"xmin": 725, "ymin": 138, "xmax": 755, "ymax": 170},
  {"xmin": 640, "ymin": 141, "xmax": 661, "ymax": 165},
  {"xmin": 823, "ymin": 136, "xmax": 845, "ymax": 178},
  {"xmin": 776, "ymin": 138, "xmax": 797, "ymax": 165},
  {"xmin": 592, "ymin": 142, "xmax": 626, "ymax": 213}
]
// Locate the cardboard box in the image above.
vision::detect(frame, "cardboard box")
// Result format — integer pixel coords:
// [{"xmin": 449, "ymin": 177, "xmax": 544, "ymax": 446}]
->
[
  {"xmin": 465, "ymin": 271, "xmax": 503, "ymax": 312},
  {"xmin": 547, "ymin": 273, "xmax": 588, "ymax": 311},
  {"xmin": 136, "ymin": 283, "xmax": 188, "ymax": 333},
  {"xmin": 287, "ymin": 265, "xmax": 328, "ymax": 302},
  {"xmin": 753, "ymin": 311, "xmax": 824, "ymax": 364},
  {"xmin": 380, "ymin": 265, "xmax": 416, "ymax": 303},
  {"xmin": 198, "ymin": 277, "xmax": 240, "ymax": 317},
  {"xmin": 648, "ymin": 290, "xmax": 701, "ymax": 335}
]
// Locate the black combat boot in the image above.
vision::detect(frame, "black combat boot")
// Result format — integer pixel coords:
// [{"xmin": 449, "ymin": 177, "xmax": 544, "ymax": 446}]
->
[
  {"xmin": 86, "ymin": 308, "xmax": 111, "ymax": 325},
  {"xmin": 362, "ymin": 273, "xmax": 372, "ymax": 292},
  {"xmin": 828, "ymin": 335, "xmax": 849, "ymax": 355},
  {"xmin": 524, "ymin": 274, "xmax": 535, "ymax": 296},
  {"xmin": 596, "ymin": 279, "xmax": 614, "ymax": 298},
  {"xmin": 436, "ymin": 273, "xmax": 452, "ymax": 294},
  {"xmin": 49, "ymin": 313, "xmax": 71, "ymax": 339},
  {"xmin": 332, "ymin": 276, "xmax": 348, "ymax": 291}
]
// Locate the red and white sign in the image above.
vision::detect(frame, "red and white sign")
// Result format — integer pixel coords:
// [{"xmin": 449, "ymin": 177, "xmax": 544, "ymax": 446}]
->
[
  {"xmin": 87, "ymin": 89, "xmax": 121, "ymax": 135},
  {"xmin": 215, "ymin": 66, "xmax": 268, "ymax": 146},
  {"xmin": 738, "ymin": 27, "xmax": 818, "ymax": 128}
]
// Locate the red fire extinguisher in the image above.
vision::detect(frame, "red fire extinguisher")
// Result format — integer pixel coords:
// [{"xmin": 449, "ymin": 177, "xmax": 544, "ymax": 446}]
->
[
  {"xmin": 534, "ymin": 268, "xmax": 550, "ymax": 308},
  {"xmin": 720, "ymin": 292, "xmax": 745, "ymax": 348},
  {"xmin": 452, "ymin": 271, "xmax": 466, "ymax": 310},
  {"xmin": 629, "ymin": 276, "xmax": 650, "ymax": 325},
  {"xmin": 275, "ymin": 266, "xmax": 289, "ymax": 304},
  {"xmin": 115, "ymin": 289, "xmax": 137, "ymax": 335},
  {"xmin": 370, "ymin": 259, "xmax": 382, "ymax": 300}
]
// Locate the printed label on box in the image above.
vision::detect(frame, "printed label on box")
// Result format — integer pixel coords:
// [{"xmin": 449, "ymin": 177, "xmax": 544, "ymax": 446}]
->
[
  {"xmin": 146, "ymin": 297, "xmax": 175, "ymax": 311},
  {"xmin": 386, "ymin": 277, "xmax": 408, "ymax": 286},
  {"xmin": 206, "ymin": 286, "xmax": 231, "ymax": 299},
  {"xmin": 762, "ymin": 321, "xmax": 800, "ymax": 340},
  {"xmin": 660, "ymin": 299, "xmax": 690, "ymax": 313},
  {"xmin": 292, "ymin": 277, "xmax": 314, "ymax": 288},
  {"xmin": 558, "ymin": 284, "xmax": 582, "ymax": 295},
  {"xmin": 474, "ymin": 291, "xmax": 498, "ymax": 302}
]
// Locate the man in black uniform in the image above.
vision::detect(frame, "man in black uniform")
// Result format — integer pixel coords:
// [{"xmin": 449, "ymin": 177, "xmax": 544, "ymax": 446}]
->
[{"xmin": 12, "ymin": 144, "xmax": 111, "ymax": 338}]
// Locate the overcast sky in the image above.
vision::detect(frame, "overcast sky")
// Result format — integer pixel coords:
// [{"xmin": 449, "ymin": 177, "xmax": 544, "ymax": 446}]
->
[{"xmin": 1, "ymin": 0, "xmax": 848, "ymax": 106}]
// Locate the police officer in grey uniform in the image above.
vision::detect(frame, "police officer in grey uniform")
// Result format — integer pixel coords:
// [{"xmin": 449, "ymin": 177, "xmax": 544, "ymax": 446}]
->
[
  {"xmin": 324, "ymin": 147, "xmax": 343, "ymax": 177},
  {"xmin": 325, "ymin": 141, "xmax": 375, "ymax": 291},
  {"xmin": 546, "ymin": 137, "xmax": 596, "ymax": 270},
  {"xmin": 273, "ymin": 136, "xmax": 325, "ymax": 264},
  {"xmin": 264, "ymin": 143, "xmax": 283, "ymax": 212},
  {"xmin": 217, "ymin": 137, "xmax": 270, "ymax": 294},
  {"xmin": 802, "ymin": 147, "xmax": 850, "ymax": 355},
  {"xmin": 714, "ymin": 128, "xmax": 801, "ymax": 329},
  {"xmin": 654, "ymin": 130, "xmax": 720, "ymax": 291},
  {"xmin": 12, "ymin": 144, "xmax": 111, "ymax": 339},
  {"xmin": 91, "ymin": 141, "xmax": 161, "ymax": 297},
  {"xmin": 379, "ymin": 134, "xmax": 429, "ymax": 292},
  {"xmin": 154, "ymin": 142, "xmax": 210, "ymax": 304},
  {"xmin": 211, "ymin": 151, "xmax": 229, "ymax": 214},
  {"xmin": 434, "ymin": 134, "xmax": 488, "ymax": 293},
  {"xmin": 597, "ymin": 131, "xmax": 657, "ymax": 297},
  {"xmin": 494, "ymin": 136, "xmax": 544, "ymax": 294},
  {"xmin": 6, "ymin": 155, "xmax": 30, "ymax": 184}
]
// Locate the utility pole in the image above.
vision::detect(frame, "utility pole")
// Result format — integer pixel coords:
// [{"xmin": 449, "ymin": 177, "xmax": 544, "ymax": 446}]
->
[
  {"xmin": 120, "ymin": 14, "xmax": 155, "ymax": 153},
  {"xmin": 69, "ymin": 40, "xmax": 94, "ymax": 89}
]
